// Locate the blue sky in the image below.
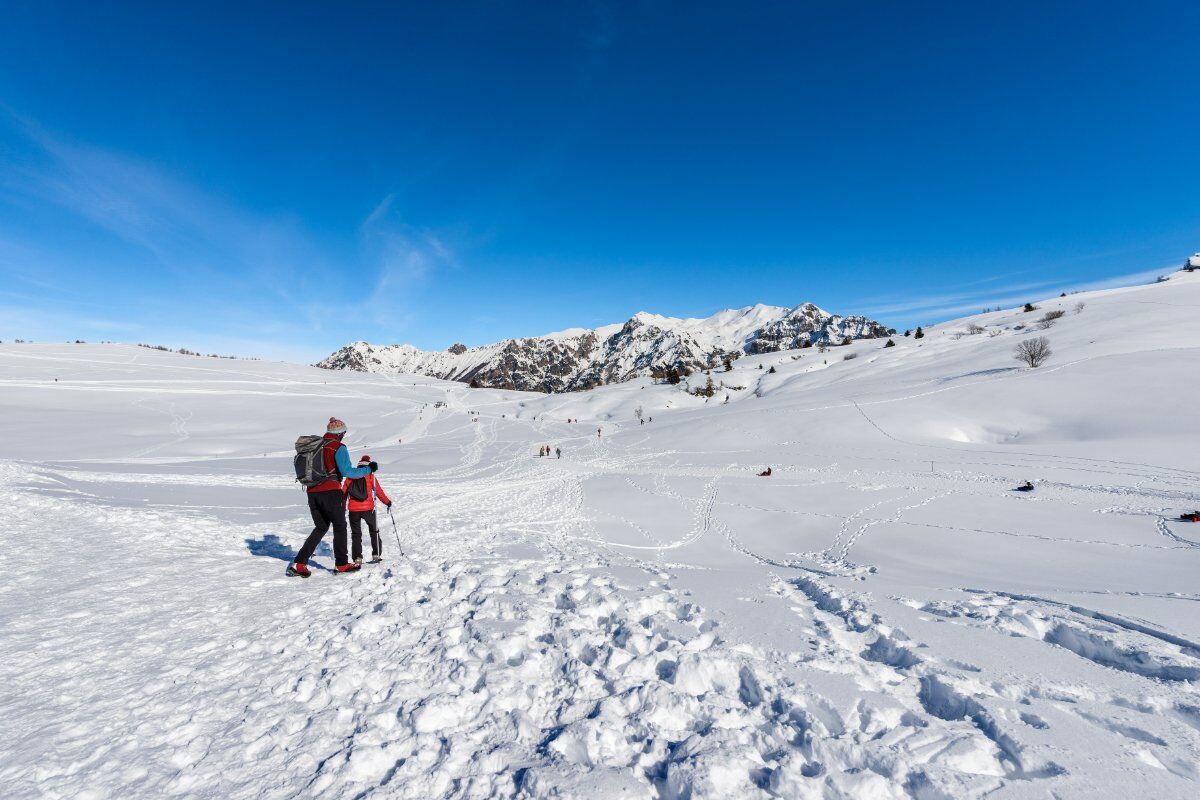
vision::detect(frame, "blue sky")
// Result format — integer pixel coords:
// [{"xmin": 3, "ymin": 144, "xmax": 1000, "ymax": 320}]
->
[{"xmin": 1, "ymin": 1, "xmax": 1197, "ymax": 362}]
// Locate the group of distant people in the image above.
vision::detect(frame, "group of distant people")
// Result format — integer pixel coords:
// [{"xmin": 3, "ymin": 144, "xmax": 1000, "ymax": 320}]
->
[{"xmin": 539, "ymin": 445, "xmax": 562, "ymax": 459}]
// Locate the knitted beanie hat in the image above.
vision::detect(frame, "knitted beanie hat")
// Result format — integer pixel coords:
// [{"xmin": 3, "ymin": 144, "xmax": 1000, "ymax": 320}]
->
[
  {"xmin": 358, "ymin": 454, "xmax": 371, "ymax": 464},
  {"xmin": 327, "ymin": 417, "xmax": 347, "ymax": 434}
]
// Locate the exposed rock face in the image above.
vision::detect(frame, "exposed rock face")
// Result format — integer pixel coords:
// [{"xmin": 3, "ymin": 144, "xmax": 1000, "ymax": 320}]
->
[
  {"xmin": 747, "ymin": 303, "xmax": 891, "ymax": 353},
  {"xmin": 317, "ymin": 303, "xmax": 893, "ymax": 392}
]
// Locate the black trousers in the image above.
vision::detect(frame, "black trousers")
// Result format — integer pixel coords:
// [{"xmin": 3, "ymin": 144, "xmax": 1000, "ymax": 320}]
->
[
  {"xmin": 349, "ymin": 510, "xmax": 381, "ymax": 560},
  {"xmin": 296, "ymin": 490, "xmax": 348, "ymax": 566}
]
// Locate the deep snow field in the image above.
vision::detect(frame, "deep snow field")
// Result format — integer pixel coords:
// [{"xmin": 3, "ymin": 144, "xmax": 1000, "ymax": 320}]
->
[{"xmin": 2, "ymin": 272, "xmax": 1199, "ymax": 799}]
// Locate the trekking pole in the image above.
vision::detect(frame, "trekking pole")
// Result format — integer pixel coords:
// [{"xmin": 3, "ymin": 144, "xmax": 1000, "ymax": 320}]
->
[{"xmin": 388, "ymin": 507, "xmax": 403, "ymax": 557}]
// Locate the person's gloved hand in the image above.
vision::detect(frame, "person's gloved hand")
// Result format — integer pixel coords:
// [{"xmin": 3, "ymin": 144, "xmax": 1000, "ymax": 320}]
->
[
  {"xmin": 369, "ymin": 461, "xmax": 379, "ymax": 472},
  {"xmin": 386, "ymin": 502, "xmax": 393, "ymax": 509}
]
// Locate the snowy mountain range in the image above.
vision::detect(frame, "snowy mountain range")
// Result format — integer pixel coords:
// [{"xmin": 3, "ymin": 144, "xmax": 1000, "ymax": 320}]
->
[{"xmin": 317, "ymin": 303, "xmax": 894, "ymax": 392}]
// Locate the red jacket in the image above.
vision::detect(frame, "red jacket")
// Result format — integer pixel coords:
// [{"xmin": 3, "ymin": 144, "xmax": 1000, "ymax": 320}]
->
[{"xmin": 342, "ymin": 473, "xmax": 391, "ymax": 512}]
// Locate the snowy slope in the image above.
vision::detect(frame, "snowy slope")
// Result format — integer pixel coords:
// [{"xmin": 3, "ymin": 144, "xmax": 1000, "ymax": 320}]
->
[
  {"xmin": 2, "ymin": 269, "xmax": 1200, "ymax": 799},
  {"xmin": 317, "ymin": 303, "xmax": 893, "ymax": 393}
]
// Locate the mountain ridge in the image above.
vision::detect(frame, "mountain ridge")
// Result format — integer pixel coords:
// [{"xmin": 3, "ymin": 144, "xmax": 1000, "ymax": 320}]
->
[{"xmin": 317, "ymin": 302, "xmax": 894, "ymax": 392}]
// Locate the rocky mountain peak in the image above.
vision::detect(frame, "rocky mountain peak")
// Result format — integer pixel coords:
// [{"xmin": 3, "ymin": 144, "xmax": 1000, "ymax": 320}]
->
[{"xmin": 317, "ymin": 302, "xmax": 893, "ymax": 392}]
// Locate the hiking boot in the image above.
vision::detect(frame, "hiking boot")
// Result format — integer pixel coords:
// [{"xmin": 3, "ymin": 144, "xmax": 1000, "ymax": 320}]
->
[
  {"xmin": 369, "ymin": 554, "xmax": 382, "ymax": 563},
  {"xmin": 353, "ymin": 556, "xmax": 363, "ymax": 566},
  {"xmin": 287, "ymin": 562, "xmax": 311, "ymax": 578},
  {"xmin": 335, "ymin": 563, "xmax": 361, "ymax": 573}
]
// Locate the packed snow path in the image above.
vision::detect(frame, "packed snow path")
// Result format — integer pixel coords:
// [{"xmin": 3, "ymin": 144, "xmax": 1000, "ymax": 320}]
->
[{"xmin": 3, "ymin": 274, "xmax": 1200, "ymax": 798}]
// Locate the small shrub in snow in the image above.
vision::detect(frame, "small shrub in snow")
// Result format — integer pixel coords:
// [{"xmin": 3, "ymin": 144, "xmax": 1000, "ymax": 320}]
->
[
  {"xmin": 966, "ymin": 323, "xmax": 986, "ymax": 335},
  {"xmin": 723, "ymin": 359, "xmax": 733, "ymax": 372},
  {"xmin": 1073, "ymin": 301, "xmax": 1086, "ymax": 315},
  {"xmin": 1038, "ymin": 309, "xmax": 1066, "ymax": 329},
  {"xmin": 988, "ymin": 330, "xmax": 1002, "ymax": 338},
  {"xmin": 913, "ymin": 327, "xmax": 924, "ymax": 339},
  {"xmin": 1023, "ymin": 303, "xmax": 1037, "ymax": 312},
  {"xmin": 903, "ymin": 329, "xmax": 911, "ymax": 337},
  {"xmin": 844, "ymin": 353, "xmax": 857, "ymax": 361},
  {"xmin": 1014, "ymin": 336, "xmax": 1052, "ymax": 368},
  {"xmin": 884, "ymin": 339, "xmax": 896, "ymax": 348},
  {"xmin": 767, "ymin": 366, "xmax": 776, "ymax": 373}
]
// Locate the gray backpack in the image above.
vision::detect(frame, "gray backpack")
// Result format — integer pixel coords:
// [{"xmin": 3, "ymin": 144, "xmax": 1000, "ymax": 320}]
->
[{"xmin": 294, "ymin": 435, "xmax": 339, "ymax": 487}]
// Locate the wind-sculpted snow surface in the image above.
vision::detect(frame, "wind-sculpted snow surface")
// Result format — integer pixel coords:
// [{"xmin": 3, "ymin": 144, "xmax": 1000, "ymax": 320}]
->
[{"xmin": 2, "ymin": 269, "xmax": 1200, "ymax": 798}]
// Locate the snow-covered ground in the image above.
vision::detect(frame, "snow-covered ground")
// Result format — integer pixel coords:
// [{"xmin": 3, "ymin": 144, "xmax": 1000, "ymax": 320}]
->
[{"xmin": 2, "ymin": 272, "xmax": 1199, "ymax": 799}]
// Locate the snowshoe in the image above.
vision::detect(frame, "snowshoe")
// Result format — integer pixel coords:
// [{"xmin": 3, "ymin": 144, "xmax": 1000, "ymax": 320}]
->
[
  {"xmin": 1015, "ymin": 483, "xmax": 1035, "ymax": 492},
  {"xmin": 287, "ymin": 562, "xmax": 311, "ymax": 578},
  {"xmin": 335, "ymin": 563, "xmax": 362, "ymax": 573},
  {"xmin": 369, "ymin": 555, "xmax": 383, "ymax": 563},
  {"xmin": 1179, "ymin": 512, "xmax": 1200, "ymax": 523}
]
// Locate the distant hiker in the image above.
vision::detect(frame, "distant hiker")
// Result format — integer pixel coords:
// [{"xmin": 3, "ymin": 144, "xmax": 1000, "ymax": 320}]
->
[
  {"xmin": 289, "ymin": 417, "xmax": 376, "ymax": 577},
  {"xmin": 597, "ymin": 428, "xmax": 602, "ymax": 438},
  {"xmin": 648, "ymin": 417, "xmax": 652, "ymax": 423},
  {"xmin": 640, "ymin": 418, "xmax": 644, "ymax": 425},
  {"xmin": 556, "ymin": 447, "xmax": 561, "ymax": 459},
  {"xmin": 758, "ymin": 467, "xmax": 772, "ymax": 477},
  {"xmin": 1016, "ymin": 481, "xmax": 1034, "ymax": 492},
  {"xmin": 343, "ymin": 455, "xmax": 392, "ymax": 564},
  {"xmin": 539, "ymin": 446, "xmax": 545, "ymax": 457}
]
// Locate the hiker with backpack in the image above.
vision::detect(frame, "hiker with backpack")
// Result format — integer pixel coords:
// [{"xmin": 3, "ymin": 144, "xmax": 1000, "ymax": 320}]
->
[
  {"xmin": 343, "ymin": 454, "xmax": 392, "ymax": 564},
  {"xmin": 290, "ymin": 417, "xmax": 376, "ymax": 577}
]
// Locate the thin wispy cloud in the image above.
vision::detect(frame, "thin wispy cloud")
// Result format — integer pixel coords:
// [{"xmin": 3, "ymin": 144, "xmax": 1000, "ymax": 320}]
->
[
  {"xmin": 343, "ymin": 193, "xmax": 460, "ymax": 336},
  {"xmin": 0, "ymin": 110, "xmax": 445, "ymax": 358},
  {"xmin": 0, "ymin": 113, "xmax": 320, "ymax": 295},
  {"xmin": 853, "ymin": 266, "xmax": 1172, "ymax": 325}
]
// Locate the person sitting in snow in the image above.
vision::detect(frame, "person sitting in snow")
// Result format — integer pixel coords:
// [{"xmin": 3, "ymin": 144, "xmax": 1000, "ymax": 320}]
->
[
  {"xmin": 290, "ymin": 417, "xmax": 375, "ymax": 577},
  {"xmin": 343, "ymin": 455, "xmax": 392, "ymax": 564}
]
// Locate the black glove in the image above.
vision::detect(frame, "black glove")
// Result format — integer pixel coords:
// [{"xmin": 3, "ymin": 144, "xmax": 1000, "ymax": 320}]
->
[
  {"xmin": 386, "ymin": 502, "xmax": 393, "ymax": 509},
  {"xmin": 369, "ymin": 461, "xmax": 379, "ymax": 472}
]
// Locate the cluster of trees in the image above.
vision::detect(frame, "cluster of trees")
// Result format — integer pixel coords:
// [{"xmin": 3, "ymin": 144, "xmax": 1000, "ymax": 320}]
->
[
  {"xmin": 137, "ymin": 343, "xmax": 253, "ymax": 360},
  {"xmin": 651, "ymin": 365, "xmax": 693, "ymax": 385},
  {"xmin": 691, "ymin": 376, "xmax": 717, "ymax": 397}
]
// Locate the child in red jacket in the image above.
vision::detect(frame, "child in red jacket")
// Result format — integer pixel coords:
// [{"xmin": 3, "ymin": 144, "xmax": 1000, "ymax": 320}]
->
[{"xmin": 342, "ymin": 454, "xmax": 392, "ymax": 564}]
